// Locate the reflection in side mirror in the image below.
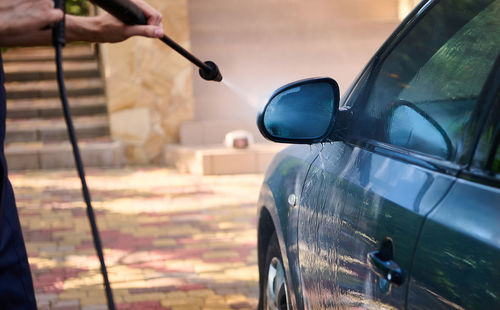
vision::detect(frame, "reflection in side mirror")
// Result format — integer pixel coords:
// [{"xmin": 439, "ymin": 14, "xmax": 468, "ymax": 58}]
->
[
  {"xmin": 389, "ymin": 102, "xmax": 452, "ymax": 159},
  {"xmin": 257, "ymin": 78, "xmax": 340, "ymax": 144}
]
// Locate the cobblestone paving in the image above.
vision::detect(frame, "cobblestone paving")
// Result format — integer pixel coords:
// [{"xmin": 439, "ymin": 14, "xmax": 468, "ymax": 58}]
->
[{"xmin": 10, "ymin": 168, "xmax": 264, "ymax": 310}]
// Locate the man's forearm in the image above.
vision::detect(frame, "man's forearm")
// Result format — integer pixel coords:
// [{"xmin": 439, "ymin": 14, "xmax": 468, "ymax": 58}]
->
[
  {"xmin": 0, "ymin": 30, "xmax": 51, "ymax": 47},
  {"xmin": 66, "ymin": 15, "xmax": 101, "ymax": 42},
  {"xmin": 0, "ymin": 0, "xmax": 161, "ymax": 47},
  {"xmin": 0, "ymin": 15, "xmax": 103, "ymax": 47}
]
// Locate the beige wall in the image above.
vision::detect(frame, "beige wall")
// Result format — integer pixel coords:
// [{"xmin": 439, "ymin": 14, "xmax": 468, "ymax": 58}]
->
[
  {"xmin": 187, "ymin": 0, "xmax": 401, "ymax": 138},
  {"xmin": 99, "ymin": 0, "xmax": 194, "ymax": 164},
  {"xmin": 399, "ymin": 0, "xmax": 422, "ymax": 19}
]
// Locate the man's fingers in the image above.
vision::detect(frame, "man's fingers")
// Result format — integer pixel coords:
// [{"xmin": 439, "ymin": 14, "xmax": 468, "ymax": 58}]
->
[
  {"xmin": 41, "ymin": 0, "xmax": 55, "ymax": 9},
  {"xmin": 33, "ymin": 8, "xmax": 64, "ymax": 30},
  {"xmin": 124, "ymin": 25, "xmax": 163, "ymax": 39},
  {"xmin": 47, "ymin": 9, "xmax": 64, "ymax": 23},
  {"xmin": 149, "ymin": 14, "xmax": 162, "ymax": 26},
  {"xmin": 130, "ymin": 0, "xmax": 162, "ymax": 26}
]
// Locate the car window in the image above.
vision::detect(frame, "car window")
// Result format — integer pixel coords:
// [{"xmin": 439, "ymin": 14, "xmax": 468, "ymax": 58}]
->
[
  {"xmin": 492, "ymin": 146, "xmax": 500, "ymax": 175},
  {"xmin": 472, "ymin": 134, "xmax": 500, "ymax": 180},
  {"xmin": 472, "ymin": 94, "xmax": 500, "ymax": 178},
  {"xmin": 346, "ymin": 0, "xmax": 500, "ymax": 161}
]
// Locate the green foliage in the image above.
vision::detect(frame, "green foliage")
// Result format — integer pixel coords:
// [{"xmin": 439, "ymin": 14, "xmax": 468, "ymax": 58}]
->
[
  {"xmin": 66, "ymin": 0, "xmax": 89, "ymax": 16},
  {"xmin": 400, "ymin": 1, "xmax": 500, "ymax": 102}
]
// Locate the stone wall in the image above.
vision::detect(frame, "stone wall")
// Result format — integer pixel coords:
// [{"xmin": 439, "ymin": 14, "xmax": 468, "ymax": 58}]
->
[{"xmin": 99, "ymin": 0, "xmax": 193, "ymax": 164}]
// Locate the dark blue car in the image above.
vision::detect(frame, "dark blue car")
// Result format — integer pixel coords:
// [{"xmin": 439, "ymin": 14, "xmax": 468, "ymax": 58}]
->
[{"xmin": 256, "ymin": 0, "xmax": 500, "ymax": 309}]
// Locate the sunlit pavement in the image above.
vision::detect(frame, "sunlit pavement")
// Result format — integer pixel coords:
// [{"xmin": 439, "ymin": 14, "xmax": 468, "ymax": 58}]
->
[{"xmin": 10, "ymin": 168, "xmax": 263, "ymax": 310}]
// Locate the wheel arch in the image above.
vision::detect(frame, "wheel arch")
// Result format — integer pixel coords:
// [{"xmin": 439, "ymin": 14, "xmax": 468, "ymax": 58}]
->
[
  {"xmin": 257, "ymin": 187, "xmax": 299, "ymax": 309},
  {"xmin": 258, "ymin": 206, "xmax": 276, "ymax": 282},
  {"xmin": 257, "ymin": 145, "xmax": 316, "ymax": 309}
]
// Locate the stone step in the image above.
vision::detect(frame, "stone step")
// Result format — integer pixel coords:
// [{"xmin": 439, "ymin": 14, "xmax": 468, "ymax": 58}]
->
[
  {"xmin": 7, "ymin": 96, "xmax": 107, "ymax": 119},
  {"xmin": 2, "ymin": 45, "xmax": 117, "ymax": 171},
  {"xmin": 5, "ymin": 115, "xmax": 109, "ymax": 143},
  {"xmin": 4, "ymin": 60, "xmax": 100, "ymax": 82},
  {"xmin": 5, "ymin": 140, "xmax": 124, "ymax": 170},
  {"xmin": 2, "ymin": 45, "xmax": 95, "ymax": 63},
  {"xmin": 5, "ymin": 77, "xmax": 104, "ymax": 99}
]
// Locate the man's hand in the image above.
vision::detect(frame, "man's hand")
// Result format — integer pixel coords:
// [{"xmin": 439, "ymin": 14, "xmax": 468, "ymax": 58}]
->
[
  {"xmin": 83, "ymin": 0, "xmax": 163, "ymax": 43},
  {"xmin": 0, "ymin": 0, "xmax": 63, "ymax": 36},
  {"xmin": 0, "ymin": 0, "xmax": 163, "ymax": 47}
]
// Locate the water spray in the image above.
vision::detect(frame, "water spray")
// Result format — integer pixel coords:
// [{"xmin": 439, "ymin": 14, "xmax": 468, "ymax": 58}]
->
[{"xmin": 90, "ymin": 0, "xmax": 223, "ymax": 82}]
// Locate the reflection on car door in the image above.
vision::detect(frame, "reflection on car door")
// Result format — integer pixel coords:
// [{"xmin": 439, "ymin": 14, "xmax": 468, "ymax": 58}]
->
[
  {"xmin": 297, "ymin": 0, "xmax": 500, "ymax": 308},
  {"xmin": 408, "ymin": 175, "xmax": 500, "ymax": 309},
  {"xmin": 297, "ymin": 142, "xmax": 455, "ymax": 309},
  {"xmin": 408, "ymin": 101, "xmax": 500, "ymax": 309}
]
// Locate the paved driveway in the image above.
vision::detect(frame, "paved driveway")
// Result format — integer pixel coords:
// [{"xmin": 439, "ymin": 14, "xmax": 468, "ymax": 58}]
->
[{"xmin": 10, "ymin": 168, "xmax": 263, "ymax": 310}]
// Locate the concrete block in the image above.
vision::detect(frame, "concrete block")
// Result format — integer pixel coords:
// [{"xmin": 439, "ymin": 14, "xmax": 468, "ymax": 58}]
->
[
  {"xmin": 164, "ymin": 143, "xmax": 286, "ymax": 175},
  {"xmin": 206, "ymin": 151, "xmax": 257, "ymax": 175}
]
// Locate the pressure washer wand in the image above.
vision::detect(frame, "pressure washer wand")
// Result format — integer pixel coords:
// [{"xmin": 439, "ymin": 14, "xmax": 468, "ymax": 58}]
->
[{"xmin": 89, "ymin": 0, "xmax": 223, "ymax": 82}]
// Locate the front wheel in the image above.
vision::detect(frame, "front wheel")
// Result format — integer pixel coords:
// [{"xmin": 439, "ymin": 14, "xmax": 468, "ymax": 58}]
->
[{"xmin": 262, "ymin": 232, "xmax": 289, "ymax": 310}]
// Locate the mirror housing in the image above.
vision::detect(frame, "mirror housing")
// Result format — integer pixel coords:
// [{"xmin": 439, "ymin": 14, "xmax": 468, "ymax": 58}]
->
[{"xmin": 257, "ymin": 77, "xmax": 340, "ymax": 144}]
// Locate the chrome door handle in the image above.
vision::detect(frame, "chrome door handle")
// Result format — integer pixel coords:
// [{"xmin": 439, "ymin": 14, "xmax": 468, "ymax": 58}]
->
[{"xmin": 367, "ymin": 251, "xmax": 405, "ymax": 286}]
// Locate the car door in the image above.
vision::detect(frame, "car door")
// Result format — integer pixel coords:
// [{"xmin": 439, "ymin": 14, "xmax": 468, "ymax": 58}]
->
[
  {"xmin": 297, "ymin": 0, "xmax": 500, "ymax": 308},
  {"xmin": 408, "ymin": 84, "xmax": 500, "ymax": 309}
]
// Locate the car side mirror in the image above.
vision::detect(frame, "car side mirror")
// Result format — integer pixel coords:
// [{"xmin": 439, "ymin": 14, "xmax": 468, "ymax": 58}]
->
[{"xmin": 257, "ymin": 77, "xmax": 340, "ymax": 144}]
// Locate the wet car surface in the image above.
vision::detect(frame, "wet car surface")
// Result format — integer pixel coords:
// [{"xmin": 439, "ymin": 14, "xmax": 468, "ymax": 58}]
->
[{"xmin": 255, "ymin": 0, "xmax": 500, "ymax": 309}]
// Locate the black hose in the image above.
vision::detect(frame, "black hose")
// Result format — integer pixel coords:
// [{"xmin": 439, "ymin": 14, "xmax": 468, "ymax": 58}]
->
[
  {"xmin": 53, "ymin": 0, "xmax": 221, "ymax": 305},
  {"xmin": 55, "ymin": 44, "xmax": 116, "ymax": 310}
]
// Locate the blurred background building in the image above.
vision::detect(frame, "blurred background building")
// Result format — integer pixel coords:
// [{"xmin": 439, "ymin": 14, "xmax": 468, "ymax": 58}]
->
[{"xmin": 4, "ymin": 0, "xmax": 420, "ymax": 173}]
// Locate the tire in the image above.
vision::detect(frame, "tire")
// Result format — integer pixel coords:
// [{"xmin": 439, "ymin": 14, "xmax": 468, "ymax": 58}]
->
[{"xmin": 261, "ymin": 232, "xmax": 290, "ymax": 310}]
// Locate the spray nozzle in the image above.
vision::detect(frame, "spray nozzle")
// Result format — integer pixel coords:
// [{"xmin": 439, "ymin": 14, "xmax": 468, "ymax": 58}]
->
[
  {"xmin": 199, "ymin": 61, "xmax": 223, "ymax": 82},
  {"xmin": 89, "ymin": 0, "xmax": 223, "ymax": 83}
]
